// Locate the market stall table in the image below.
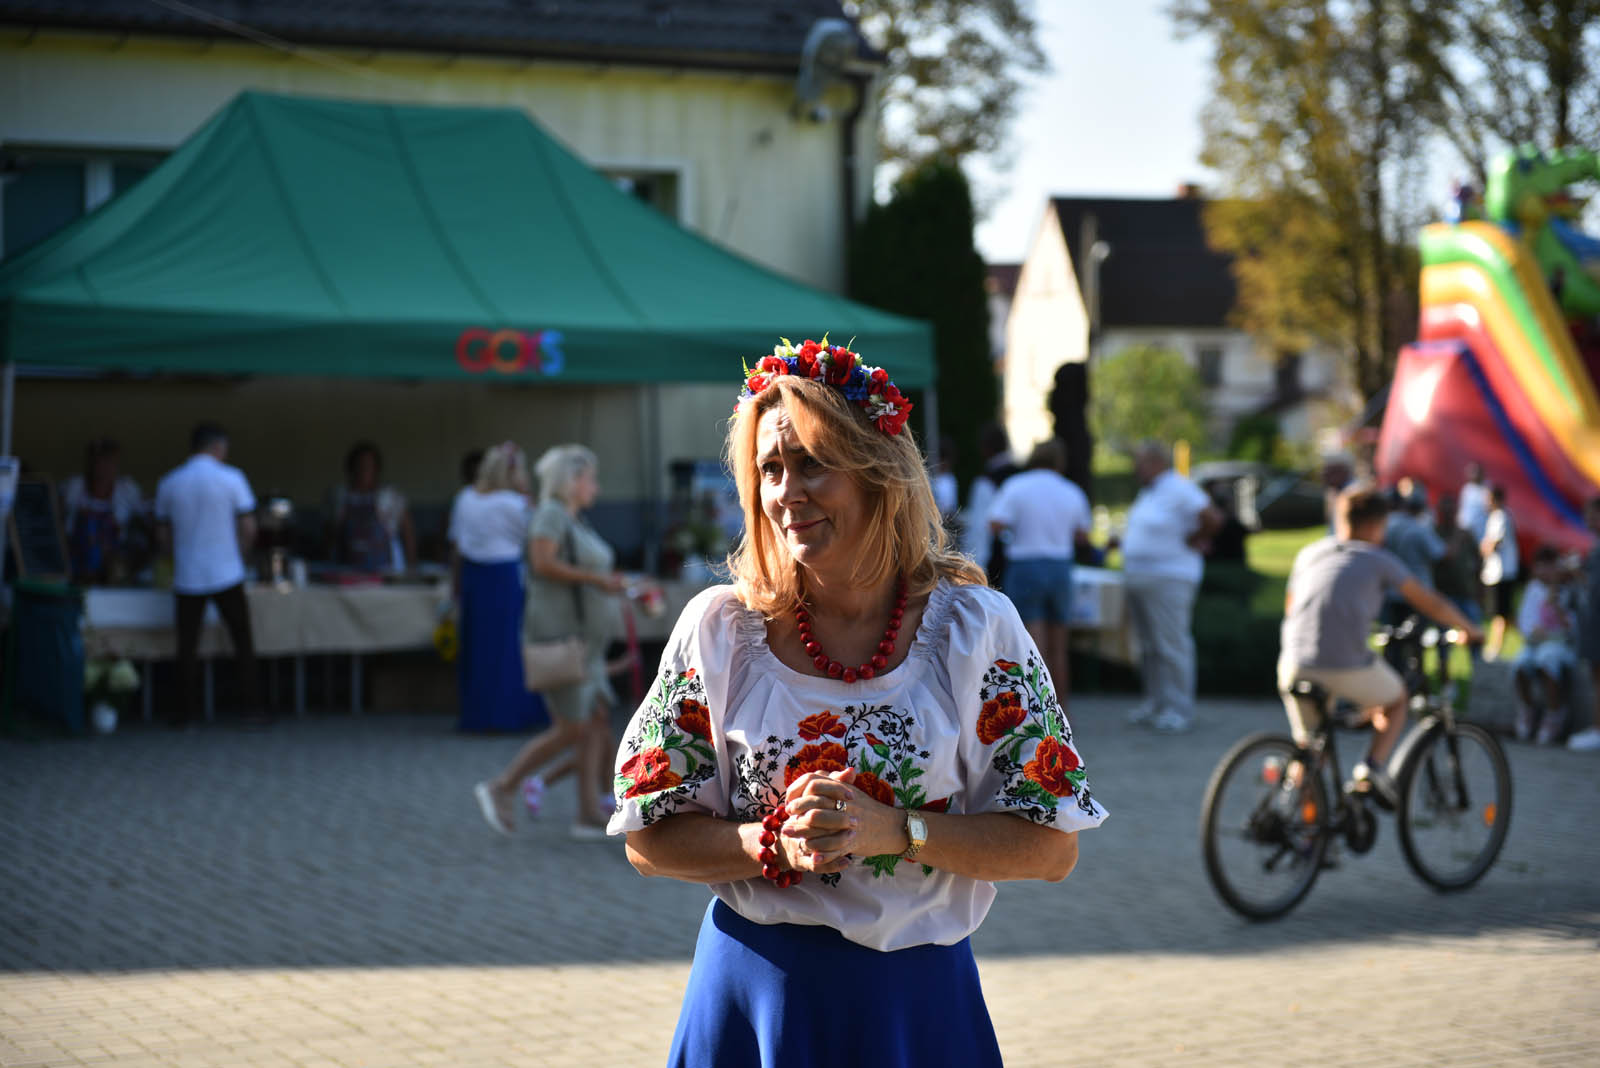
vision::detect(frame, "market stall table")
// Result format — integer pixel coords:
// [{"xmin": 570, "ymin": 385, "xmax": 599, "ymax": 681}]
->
[
  {"xmin": 82, "ymin": 579, "xmax": 710, "ymax": 720},
  {"xmin": 84, "ymin": 583, "xmax": 447, "ymax": 719}
]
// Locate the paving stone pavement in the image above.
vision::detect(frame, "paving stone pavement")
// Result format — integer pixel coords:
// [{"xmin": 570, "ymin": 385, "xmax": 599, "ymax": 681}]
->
[{"xmin": 3, "ymin": 695, "xmax": 1598, "ymax": 1066}]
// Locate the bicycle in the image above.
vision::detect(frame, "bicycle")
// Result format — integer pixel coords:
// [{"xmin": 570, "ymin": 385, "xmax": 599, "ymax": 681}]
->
[{"xmin": 1200, "ymin": 617, "xmax": 1514, "ymax": 920}]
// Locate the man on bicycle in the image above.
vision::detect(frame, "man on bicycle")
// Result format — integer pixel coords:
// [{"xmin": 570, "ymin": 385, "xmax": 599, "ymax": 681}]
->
[{"xmin": 1279, "ymin": 484, "xmax": 1485, "ymax": 803}]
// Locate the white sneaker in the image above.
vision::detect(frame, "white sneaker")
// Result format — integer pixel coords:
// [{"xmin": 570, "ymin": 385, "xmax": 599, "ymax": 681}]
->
[
  {"xmin": 474, "ymin": 781, "xmax": 514, "ymax": 836},
  {"xmin": 1351, "ymin": 761, "xmax": 1398, "ymax": 808},
  {"xmin": 1125, "ymin": 700, "xmax": 1159, "ymax": 727},
  {"xmin": 1150, "ymin": 709, "xmax": 1193, "ymax": 733},
  {"xmin": 1566, "ymin": 726, "xmax": 1600, "ymax": 752}
]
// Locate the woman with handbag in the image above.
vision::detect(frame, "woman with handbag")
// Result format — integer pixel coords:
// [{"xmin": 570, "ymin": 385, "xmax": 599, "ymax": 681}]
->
[
  {"xmin": 454, "ymin": 442, "xmax": 547, "ymax": 733},
  {"xmin": 475, "ymin": 444, "xmax": 626, "ymax": 840}
]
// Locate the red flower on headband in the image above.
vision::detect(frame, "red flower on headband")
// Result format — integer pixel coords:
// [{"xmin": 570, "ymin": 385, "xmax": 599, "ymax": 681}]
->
[
  {"xmin": 736, "ymin": 338, "xmax": 911, "ymax": 436},
  {"xmin": 827, "ymin": 347, "xmax": 856, "ymax": 385}
]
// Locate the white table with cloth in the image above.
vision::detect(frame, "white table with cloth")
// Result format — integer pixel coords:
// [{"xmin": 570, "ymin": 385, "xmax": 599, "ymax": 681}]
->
[
  {"xmin": 81, "ymin": 580, "xmax": 707, "ymax": 719},
  {"xmin": 1065, "ymin": 566, "xmax": 1135, "ymax": 665}
]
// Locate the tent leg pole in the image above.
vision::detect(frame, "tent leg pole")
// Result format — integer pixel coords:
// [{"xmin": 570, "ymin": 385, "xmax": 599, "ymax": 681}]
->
[
  {"xmin": 2, "ymin": 360, "xmax": 13, "ymax": 458},
  {"xmin": 0, "ymin": 361, "xmax": 12, "ymax": 579},
  {"xmin": 921, "ymin": 387, "xmax": 939, "ymax": 467}
]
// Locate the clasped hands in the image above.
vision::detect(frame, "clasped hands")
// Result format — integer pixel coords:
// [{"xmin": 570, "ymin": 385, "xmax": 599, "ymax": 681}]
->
[{"xmin": 765, "ymin": 768, "xmax": 907, "ymax": 876}]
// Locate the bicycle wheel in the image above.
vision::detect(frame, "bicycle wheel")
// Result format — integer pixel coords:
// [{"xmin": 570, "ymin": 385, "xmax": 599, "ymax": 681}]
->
[
  {"xmin": 1396, "ymin": 721, "xmax": 1512, "ymax": 891},
  {"xmin": 1201, "ymin": 732, "xmax": 1330, "ymax": 920}
]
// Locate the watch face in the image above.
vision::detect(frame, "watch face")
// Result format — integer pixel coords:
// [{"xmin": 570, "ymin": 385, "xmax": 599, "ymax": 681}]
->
[{"xmin": 908, "ymin": 813, "xmax": 927, "ymax": 844}]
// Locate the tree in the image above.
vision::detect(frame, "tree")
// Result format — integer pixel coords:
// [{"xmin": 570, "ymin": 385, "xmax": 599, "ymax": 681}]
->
[
  {"xmin": 1173, "ymin": 0, "xmax": 1447, "ymax": 401},
  {"xmin": 1428, "ymin": 1, "xmax": 1600, "ymax": 184},
  {"xmin": 850, "ymin": 160, "xmax": 993, "ymax": 489},
  {"xmin": 1088, "ymin": 345, "xmax": 1208, "ymax": 456},
  {"xmin": 846, "ymin": 0, "xmax": 1049, "ymax": 179}
]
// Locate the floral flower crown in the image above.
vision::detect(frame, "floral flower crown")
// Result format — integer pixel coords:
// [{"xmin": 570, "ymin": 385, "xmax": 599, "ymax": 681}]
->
[{"xmin": 736, "ymin": 337, "xmax": 914, "ymax": 436}]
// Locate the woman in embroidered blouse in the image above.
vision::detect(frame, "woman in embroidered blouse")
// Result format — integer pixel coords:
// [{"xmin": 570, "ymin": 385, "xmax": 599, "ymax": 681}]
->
[{"xmin": 608, "ymin": 340, "xmax": 1107, "ymax": 1067}]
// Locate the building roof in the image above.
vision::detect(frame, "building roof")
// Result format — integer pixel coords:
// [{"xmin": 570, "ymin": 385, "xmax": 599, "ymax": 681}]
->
[
  {"xmin": 0, "ymin": 1, "xmax": 868, "ymax": 72},
  {"xmin": 1050, "ymin": 195, "xmax": 1236, "ymax": 329}
]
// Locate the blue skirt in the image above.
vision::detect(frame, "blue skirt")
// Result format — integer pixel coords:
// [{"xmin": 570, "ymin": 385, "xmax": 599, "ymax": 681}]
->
[
  {"xmin": 456, "ymin": 559, "xmax": 547, "ymax": 733},
  {"xmin": 668, "ymin": 899, "xmax": 1002, "ymax": 1068}
]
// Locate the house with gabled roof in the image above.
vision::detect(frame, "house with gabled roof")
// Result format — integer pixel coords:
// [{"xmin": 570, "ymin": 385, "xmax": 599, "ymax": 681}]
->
[
  {"xmin": 1002, "ymin": 190, "xmax": 1347, "ymax": 459},
  {"xmin": 0, "ymin": 1, "xmax": 884, "ymax": 558}
]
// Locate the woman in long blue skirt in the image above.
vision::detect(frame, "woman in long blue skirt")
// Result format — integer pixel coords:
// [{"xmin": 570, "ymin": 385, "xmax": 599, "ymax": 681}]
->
[{"xmin": 456, "ymin": 557, "xmax": 546, "ymax": 732}]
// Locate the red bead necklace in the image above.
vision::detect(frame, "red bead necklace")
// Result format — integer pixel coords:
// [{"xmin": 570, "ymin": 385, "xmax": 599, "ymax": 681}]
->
[{"xmin": 794, "ymin": 577, "xmax": 907, "ymax": 683}]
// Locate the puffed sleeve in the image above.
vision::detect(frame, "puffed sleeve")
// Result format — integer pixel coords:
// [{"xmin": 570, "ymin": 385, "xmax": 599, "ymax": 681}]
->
[
  {"xmin": 952, "ymin": 588, "xmax": 1108, "ymax": 832},
  {"xmin": 608, "ymin": 588, "xmax": 733, "ymax": 832}
]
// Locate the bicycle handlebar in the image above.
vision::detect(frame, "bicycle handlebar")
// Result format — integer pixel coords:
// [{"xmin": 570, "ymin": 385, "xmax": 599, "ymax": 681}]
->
[{"xmin": 1372, "ymin": 616, "xmax": 1464, "ymax": 649}]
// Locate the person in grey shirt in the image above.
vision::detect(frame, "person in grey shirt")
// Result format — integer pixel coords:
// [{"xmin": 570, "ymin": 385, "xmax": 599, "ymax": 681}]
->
[
  {"xmin": 1278, "ymin": 484, "xmax": 1483, "ymax": 801},
  {"xmin": 1383, "ymin": 481, "xmax": 1445, "ymax": 587}
]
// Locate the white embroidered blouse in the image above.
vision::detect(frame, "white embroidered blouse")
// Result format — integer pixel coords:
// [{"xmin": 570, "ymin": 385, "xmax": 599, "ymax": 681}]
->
[{"xmin": 607, "ymin": 580, "xmax": 1108, "ymax": 952}]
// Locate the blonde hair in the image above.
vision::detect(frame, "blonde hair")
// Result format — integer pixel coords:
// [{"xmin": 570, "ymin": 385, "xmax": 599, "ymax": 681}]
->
[
  {"xmin": 726, "ymin": 375, "xmax": 985, "ymax": 617},
  {"xmin": 534, "ymin": 444, "xmax": 598, "ymax": 504},
  {"xmin": 474, "ymin": 441, "xmax": 529, "ymax": 494}
]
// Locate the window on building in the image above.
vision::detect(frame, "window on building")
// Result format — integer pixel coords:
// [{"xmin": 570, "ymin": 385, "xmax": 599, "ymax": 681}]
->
[
  {"xmin": 608, "ymin": 170, "xmax": 681, "ymax": 221},
  {"xmin": 3, "ymin": 159, "xmax": 84, "ymax": 258},
  {"xmin": 1, "ymin": 149, "xmax": 164, "ymax": 259},
  {"xmin": 1197, "ymin": 346, "xmax": 1224, "ymax": 387}
]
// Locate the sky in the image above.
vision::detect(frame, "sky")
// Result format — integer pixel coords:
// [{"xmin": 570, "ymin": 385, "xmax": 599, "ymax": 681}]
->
[{"xmin": 972, "ymin": 1, "xmax": 1216, "ymax": 264}]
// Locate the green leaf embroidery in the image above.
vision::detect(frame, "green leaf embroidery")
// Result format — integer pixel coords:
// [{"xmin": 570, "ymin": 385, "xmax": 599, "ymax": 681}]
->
[
  {"xmin": 898, "ymin": 784, "xmax": 926, "ymax": 809},
  {"xmin": 1017, "ymin": 780, "xmax": 1061, "ymax": 809},
  {"xmin": 863, "ymin": 853, "xmax": 901, "ymax": 878},
  {"xmin": 921, "ymin": 863, "xmax": 934, "ymax": 876}
]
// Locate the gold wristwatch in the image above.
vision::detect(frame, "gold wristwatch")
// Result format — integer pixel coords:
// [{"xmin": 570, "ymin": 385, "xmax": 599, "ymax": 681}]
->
[{"xmin": 902, "ymin": 811, "xmax": 928, "ymax": 860}]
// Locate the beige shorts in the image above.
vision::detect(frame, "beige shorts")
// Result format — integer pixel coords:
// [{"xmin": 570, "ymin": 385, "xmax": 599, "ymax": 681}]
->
[{"xmin": 1277, "ymin": 658, "xmax": 1406, "ymax": 743}]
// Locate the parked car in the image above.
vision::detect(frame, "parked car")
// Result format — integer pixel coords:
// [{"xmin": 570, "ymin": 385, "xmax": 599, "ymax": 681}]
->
[{"xmin": 1191, "ymin": 461, "xmax": 1326, "ymax": 530}]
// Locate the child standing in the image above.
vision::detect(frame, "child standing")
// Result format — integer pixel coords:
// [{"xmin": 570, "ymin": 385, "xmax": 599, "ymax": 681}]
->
[{"xmin": 1512, "ymin": 546, "xmax": 1578, "ymax": 745}]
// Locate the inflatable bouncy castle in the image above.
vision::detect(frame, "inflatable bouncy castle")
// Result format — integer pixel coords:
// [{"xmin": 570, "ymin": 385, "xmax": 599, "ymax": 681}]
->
[{"xmin": 1376, "ymin": 146, "xmax": 1600, "ymax": 553}]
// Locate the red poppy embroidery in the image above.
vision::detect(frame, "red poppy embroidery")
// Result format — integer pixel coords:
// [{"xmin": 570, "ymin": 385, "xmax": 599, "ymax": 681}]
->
[
  {"xmin": 853, "ymin": 770, "xmax": 896, "ymax": 806},
  {"xmin": 1023, "ymin": 737, "xmax": 1080, "ymax": 797},
  {"xmin": 675, "ymin": 700, "xmax": 711, "ymax": 738},
  {"xmin": 621, "ymin": 747, "xmax": 683, "ymax": 798},
  {"xmin": 797, "ymin": 711, "xmax": 847, "ymax": 740},
  {"xmin": 785, "ymin": 741, "xmax": 850, "ymax": 787},
  {"xmin": 976, "ymin": 691, "xmax": 1026, "ymax": 744}
]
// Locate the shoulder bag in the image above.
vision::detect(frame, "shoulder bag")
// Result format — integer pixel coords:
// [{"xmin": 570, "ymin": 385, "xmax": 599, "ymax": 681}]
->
[{"xmin": 522, "ymin": 525, "xmax": 589, "ymax": 692}]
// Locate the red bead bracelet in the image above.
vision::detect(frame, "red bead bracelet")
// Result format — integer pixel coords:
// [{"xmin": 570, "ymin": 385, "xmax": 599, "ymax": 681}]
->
[{"xmin": 759, "ymin": 805, "xmax": 801, "ymax": 888}]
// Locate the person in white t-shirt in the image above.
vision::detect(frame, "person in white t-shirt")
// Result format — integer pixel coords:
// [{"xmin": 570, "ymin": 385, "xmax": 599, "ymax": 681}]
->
[
  {"xmin": 1455, "ymin": 462, "xmax": 1491, "ymax": 542},
  {"xmin": 959, "ymin": 422, "xmax": 1019, "ymax": 576},
  {"xmin": 1118, "ymin": 441, "xmax": 1224, "ymax": 733},
  {"xmin": 154, "ymin": 423, "xmax": 263, "ymax": 728},
  {"xmin": 988, "ymin": 439, "xmax": 1092, "ymax": 710},
  {"xmin": 1479, "ymin": 484, "xmax": 1520, "ymax": 660},
  {"xmin": 445, "ymin": 447, "xmax": 485, "ymax": 601}
]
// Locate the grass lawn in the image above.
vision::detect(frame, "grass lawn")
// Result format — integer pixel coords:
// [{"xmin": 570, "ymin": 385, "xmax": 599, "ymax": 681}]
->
[{"xmin": 1245, "ymin": 525, "xmax": 1320, "ymax": 616}]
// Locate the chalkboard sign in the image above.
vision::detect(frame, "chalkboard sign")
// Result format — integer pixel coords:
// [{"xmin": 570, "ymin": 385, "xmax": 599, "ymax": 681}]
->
[{"xmin": 7, "ymin": 478, "xmax": 69, "ymax": 581}]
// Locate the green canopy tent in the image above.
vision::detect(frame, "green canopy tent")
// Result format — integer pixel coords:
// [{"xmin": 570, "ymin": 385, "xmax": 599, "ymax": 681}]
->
[{"xmin": 0, "ymin": 90, "xmax": 933, "ymax": 455}]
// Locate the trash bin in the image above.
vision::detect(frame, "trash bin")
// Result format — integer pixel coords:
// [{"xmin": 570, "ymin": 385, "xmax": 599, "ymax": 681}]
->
[{"xmin": 3, "ymin": 580, "xmax": 86, "ymax": 736}]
